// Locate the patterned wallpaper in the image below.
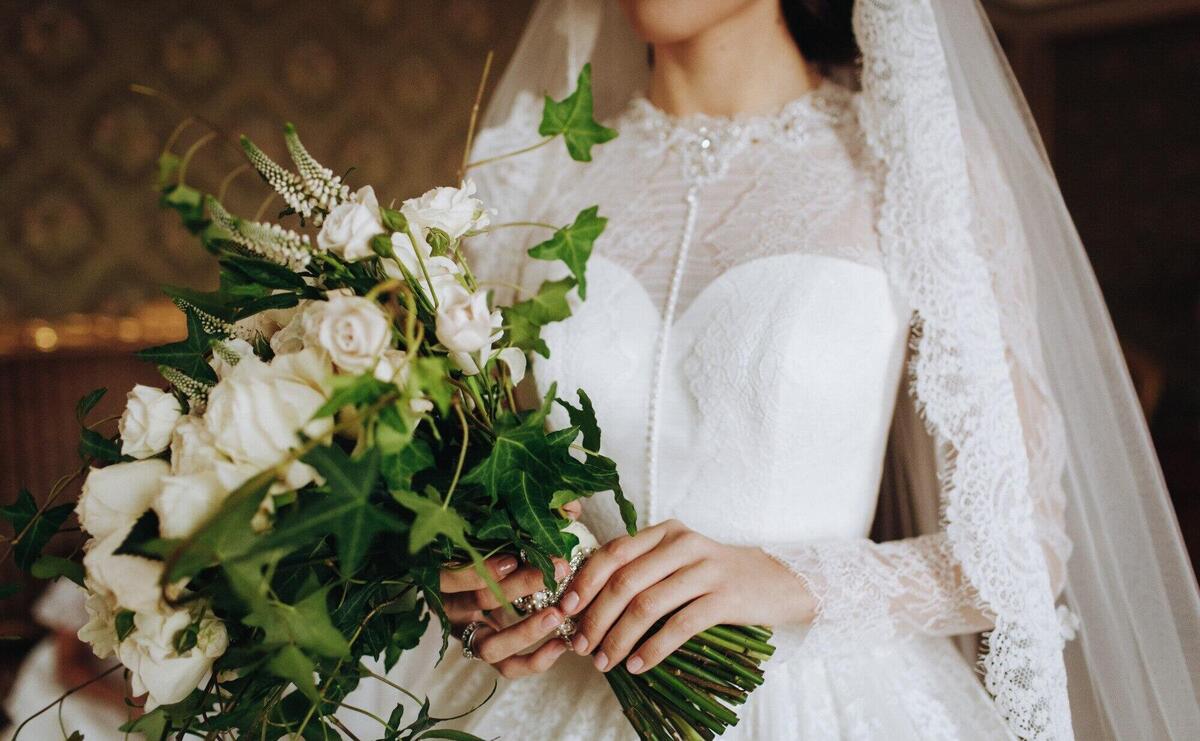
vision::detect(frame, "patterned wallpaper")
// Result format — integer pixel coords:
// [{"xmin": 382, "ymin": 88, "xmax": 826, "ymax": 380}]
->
[{"xmin": 0, "ymin": 0, "xmax": 534, "ymax": 320}]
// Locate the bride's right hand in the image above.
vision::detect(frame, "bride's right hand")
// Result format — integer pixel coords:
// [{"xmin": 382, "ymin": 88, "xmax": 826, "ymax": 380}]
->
[{"xmin": 440, "ymin": 555, "xmax": 573, "ymax": 678}]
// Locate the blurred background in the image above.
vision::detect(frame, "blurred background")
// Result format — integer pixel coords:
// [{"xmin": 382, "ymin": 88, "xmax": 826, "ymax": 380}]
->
[{"xmin": 0, "ymin": 0, "xmax": 1196, "ymax": 723}]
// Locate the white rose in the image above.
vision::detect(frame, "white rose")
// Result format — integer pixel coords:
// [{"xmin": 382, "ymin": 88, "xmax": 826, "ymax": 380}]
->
[
  {"xmin": 82, "ymin": 528, "xmax": 167, "ymax": 614},
  {"xmin": 170, "ymin": 415, "xmax": 220, "ymax": 476},
  {"xmin": 77, "ymin": 578, "xmax": 119, "ymax": 659},
  {"xmin": 76, "ymin": 459, "xmax": 169, "ymax": 540},
  {"xmin": 153, "ymin": 471, "xmax": 229, "ymax": 539},
  {"xmin": 232, "ymin": 304, "xmax": 296, "ymax": 342},
  {"xmin": 209, "ymin": 337, "xmax": 257, "ymax": 380},
  {"xmin": 204, "ymin": 349, "xmax": 333, "ymax": 487},
  {"xmin": 563, "ymin": 520, "xmax": 600, "ymax": 560},
  {"xmin": 436, "ymin": 287, "xmax": 501, "ymax": 375},
  {"xmin": 119, "ymin": 385, "xmax": 182, "ymax": 460},
  {"xmin": 315, "ymin": 294, "xmax": 392, "ymax": 374},
  {"xmin": 317, "ymin": 185, "xmax": 385, "ymax": 261},
  {"xmin": 118, "ymin": 606, "xmax": 228, "ymax": 710},
  {"xmin": 373, "ymin": 349, "xmax": 410, "ymax": 384},
  {"xmin": 496, "ymin": 347, "xmax": 528, "ymax": 385},
  {"xmin": 401, "ymin": 180, "xmax": 492, "ymax": 240},
  {"xmin": 269, "ymin": 304, "xmax": 312, "ymax": 356}
]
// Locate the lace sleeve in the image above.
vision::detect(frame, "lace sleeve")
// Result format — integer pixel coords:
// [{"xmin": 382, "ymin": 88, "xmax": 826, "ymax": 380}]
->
[{"xmin": 763, "ymin": 121, "xmax": 1071, "ymax": 660}]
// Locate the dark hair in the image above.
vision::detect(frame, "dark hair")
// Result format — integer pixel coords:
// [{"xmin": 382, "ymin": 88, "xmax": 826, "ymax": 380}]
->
[{"xmin": 781, "ymin": 0, "xmax": 858, "ymax": 66}]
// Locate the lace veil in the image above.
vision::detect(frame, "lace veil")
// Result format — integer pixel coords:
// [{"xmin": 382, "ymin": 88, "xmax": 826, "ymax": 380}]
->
[{"xmin": 469, "ymin": 1, "xmax": 1200, "ymax": 738}]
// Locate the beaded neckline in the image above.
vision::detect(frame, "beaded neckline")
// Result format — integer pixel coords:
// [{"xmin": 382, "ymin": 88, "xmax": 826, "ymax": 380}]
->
[{"xmin": 617, "ymin": 79, "xmax": 854, "ymax": 181}]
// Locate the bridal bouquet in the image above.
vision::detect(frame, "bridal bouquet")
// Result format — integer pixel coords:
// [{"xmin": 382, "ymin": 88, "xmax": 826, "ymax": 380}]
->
[{"xmin": 2, "ymin": 64, "xmax": 771, "ymax": 741}]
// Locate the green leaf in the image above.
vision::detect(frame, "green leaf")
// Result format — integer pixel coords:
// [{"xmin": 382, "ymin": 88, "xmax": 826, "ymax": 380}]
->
[
  {"xmin": 30, "ymin": 554, "xmax": 85, "ymax": 586},
  {"xmin": 314, "ymin": 374, "xmax": 389, "ymax": 419},
  {"xmin": 416, "ymin": 731, "xmax": 489, "ymax": 741},
  {"xmin": 392, "ymin": 489, "xmax": 470, "ymax": 554},
  {"xmin": 380, "ymin": 438, "xmax": 435, "ymax": 491},
  {"xmin": 298, "ymin": 445, "xmax": 399, "ymax": 575},
  {"xmin": 75, "ymin": 388, "xmax": 107, "ymax": 424},
  {"xmin": 220, "ymin": 253, "xmax": 307, "ymax": 291},
  {"xmin": 548, "ymin": 489, "xmax": 581, "ymax": 510},
  {"xmin": 557, "ymin": 390, "xmax": 636, "ymax": 535},
  {"xmin": 115, "ymin": 609, "xmax": 136, "ymax": 641},
  {"xmin": 0, "ymin": 489, "xmax": 73, "ymax": 571},
  {"xmin": 165, "ymin": 471, "xmax": 275, "ymax": 582},
  {"xmin": 266, "ymin": 644, "xmax": 319, "ymax": 701},
  {"xmin": 78, "ymin": 428, "xmax": 126, "ymax": 464},
  {"xmin": 538, "ymin": 63, "xmax": 618, "ymax": 162},
  {"xmin": 242, "ymin": 584, "xmax": 351, "ymax": 658},
  {"xmin": 502, "ymin": 277, "xmax": 575, "ymax": 357},
  {"xmin": 506, "ymin": 471, "xmax": 566, "ymax": 557},
  {"xmin": 136, "ymin": 309, "xmax": 219, "ymax": 386},
  {"xmin": 474, "ymin": 511, "xmax": 514, "ymax": 541},
  {"xmin": 384, "ymin": 604, "xmax": 430, "ymax": 672},
  {"xmin": 527, "ymin": 207, "xmax": 606, "ymax": 299},
  {"xmin": 120, "ymin": 707, "xmax": 168, "ymax": 738}
]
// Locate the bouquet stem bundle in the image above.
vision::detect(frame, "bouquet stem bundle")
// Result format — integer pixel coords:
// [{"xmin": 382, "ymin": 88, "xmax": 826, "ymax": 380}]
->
[{"xmin": 605, "ymin": 624, "xmax": 774, "ymax": 741}]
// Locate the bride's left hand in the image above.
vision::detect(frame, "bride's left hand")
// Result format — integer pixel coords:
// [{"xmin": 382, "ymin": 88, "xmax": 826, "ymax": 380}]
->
[{"xmin": 561, "ymin": 519, "xmax": 814, "ymax": 675}]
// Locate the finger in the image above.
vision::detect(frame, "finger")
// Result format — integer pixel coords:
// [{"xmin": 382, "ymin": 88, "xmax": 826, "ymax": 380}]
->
[
  {"xmin": 624, "ymin": 595, "xmax": 723, "ymax": 675},
  {"xmin": 593, "ymin": 564, "xmax": 712, "ymax": 670},
  {"xmin": 442, "ymin": 593, "xmax": 485, "ymax": 625},
  {"xmin": 561, "ymin": 499, "xmax": 583, "ymax": 520},
  {"xmin": 472, "ymin": 560, "xmax": 569, "ymax": 611},
  {"xmin": 573, "ymin": 531, "xmax": 697, "ymax": 657},
  {"xmin": 561, "ymin": 520, "xmax": 679, "ymax": 618},
  {"xmin": 492, "ymin": 638, "xmax": 570, "ymax": 679},
  {"xmin": 474, "ymin": 608, "xmax": 567, "ymax": 665},
  {"xmin": 440, "ymin": 554, "xmax": 519, "ymax": 593}
]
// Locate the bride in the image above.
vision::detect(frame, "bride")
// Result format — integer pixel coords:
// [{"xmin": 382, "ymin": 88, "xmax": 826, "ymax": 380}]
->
[{"xmin": 345, "ymin": 1, "xmax": 1200, "ymax": 739}]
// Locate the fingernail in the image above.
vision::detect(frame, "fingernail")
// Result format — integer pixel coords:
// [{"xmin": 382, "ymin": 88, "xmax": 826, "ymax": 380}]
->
[
  {"xmin": 540, "ymin": 611, "xmax": 562, "ymax": 630},
  {"xmin": 554, "ymin": 560, "xmax": 569, "ymax": 578},
  {"xmin": 573, "ymin": 635, "xmax": 589, "ymax": 654},
  {"xmin": 626, "ymin": 656, "xmax": 644, "ymax": 674},
  {"xmin": 496, "ymin": 556, "xmax": 518, "ymax": 575},
  {"xmin": 561, "ymin": 591, "xmax": 580, "ymax": 613},
  {"xmin": 593, "ymin": 651, "xmax": 609, "ymax": 671}
]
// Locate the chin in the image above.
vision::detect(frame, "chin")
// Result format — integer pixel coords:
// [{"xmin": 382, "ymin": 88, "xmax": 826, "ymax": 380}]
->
[{"xmin": 618, "ymin": 0, "xmax": 762, "ymax": 45}]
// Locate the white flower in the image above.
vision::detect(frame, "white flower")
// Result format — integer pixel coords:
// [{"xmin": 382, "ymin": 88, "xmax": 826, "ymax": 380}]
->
[
  {"xmin": 118, "ymin": 606, "xmax": 228, "ymax": 710},
  {"xmin": 435, "ymin": 287, "xmax": 501, "ymax": 375},
  {"xmin": 384, "ymin": 231, "xmax": 463, "ymax": 294},
  {"xmin": 269, "ymin": 303, "xmax": 313, "ymax": 356},
  {"xmin": 401, "ymin": 180, "xmax": 492, "ymax": 241},
  {"xmin": 77, "ymin": 578, "xmax": 119, "ymax": 659},
  {"xmin": 563, "ymin": 520, "xmax": 599, "ymax": 560},
  {"xmin": 153, "ymin": 471, "xmax": 229, "ymax": 539},
  {"xmin": 496, "ymin": 347, "xmax": 527, "ymax": 385},
  {"xmin": 209, "ymin": 338, "xmax": 257, "ymax": 380},
  {"xmin": 170, "ymin": 415, "xmax": 220, "ymax": 476},
  {"xmin": 118, "ymin": 385, "xmax": 182, "ymax": 460},
  {"xmin": 373, "ymin": 349, "xmax": 410, "ymax": 384},
  {"xmin": 76, "ymin": 459, "xmax": 169, "ymax": 540},
  {"xmin": 82, "ymin": 528, "xmax": 168, "ymax": 614},
  {"xmin": 232, "ymin": 305, "xmax": 297, "ymax": 343},
  {"xmin": 204, "ymin": 348, "xmax": 333, "ymax": 490},
  {"xmin": 315, "ymin": 294, "xmax": 393, "ymax": 374},
  {"xmin": 317, "ymin": 185, "xmax": 385, "ymax": 261}
]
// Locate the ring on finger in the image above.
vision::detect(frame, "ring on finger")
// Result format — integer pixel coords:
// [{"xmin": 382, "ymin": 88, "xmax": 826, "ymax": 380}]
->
[{"xmin": 460, "ymin": 621, "xmax": 485, "ymax": 660}]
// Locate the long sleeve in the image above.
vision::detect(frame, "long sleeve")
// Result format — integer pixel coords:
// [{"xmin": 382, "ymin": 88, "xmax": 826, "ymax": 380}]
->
[{"xmin": 763, "ymin": 121, "xmax": 1072, "ymax": 659}]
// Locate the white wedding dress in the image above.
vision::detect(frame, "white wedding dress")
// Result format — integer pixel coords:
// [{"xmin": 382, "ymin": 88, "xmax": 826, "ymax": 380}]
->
[{"xmin": 345, "ymin": 80, "xmax": 1022, "ymax": 740}]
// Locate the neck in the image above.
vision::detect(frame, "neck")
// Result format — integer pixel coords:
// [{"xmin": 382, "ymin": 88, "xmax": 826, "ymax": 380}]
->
[{"xmin": 647, "ymin": 3, "xmax": 818, "ymax": 118}]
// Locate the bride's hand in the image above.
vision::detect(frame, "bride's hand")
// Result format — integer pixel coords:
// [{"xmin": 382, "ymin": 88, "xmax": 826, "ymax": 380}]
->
[
  {"xmin": 561, "ymin": 519, "xmax": 815, "ymax": 675},
  {"xmin": 439, "ymin": 500, "xmax": 584, "ymax": 678}
]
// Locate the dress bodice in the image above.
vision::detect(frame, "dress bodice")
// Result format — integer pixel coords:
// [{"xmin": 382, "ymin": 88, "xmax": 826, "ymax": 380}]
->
[{"xmin": 515, "ymin": 81, "xmax": 912, "ymax": 548}]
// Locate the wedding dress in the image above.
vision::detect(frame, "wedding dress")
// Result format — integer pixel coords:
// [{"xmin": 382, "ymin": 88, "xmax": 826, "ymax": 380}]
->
[{"xmin": 347, "ymin": 2, "xmax": 1200, "ymax": 739}]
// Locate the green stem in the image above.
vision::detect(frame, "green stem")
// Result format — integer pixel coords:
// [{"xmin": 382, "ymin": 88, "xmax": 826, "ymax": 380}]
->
[
  {"xmin": 463, "ymin": 137, "xmax": 555, "ymax": 171},
  {"xmin": 639, "ymin": 672, "xmax": 725, "ymax": 735},
  {"xmin": 704, "ymin": 625, "xmax": 775, "ymax": 656},
  {"xmin": 647, "ymin": 666, "xmax": 739, "ymax": 727},
  {"xmin": 442, "ymin": 401, "xmax": 470, "ymax": 511}
]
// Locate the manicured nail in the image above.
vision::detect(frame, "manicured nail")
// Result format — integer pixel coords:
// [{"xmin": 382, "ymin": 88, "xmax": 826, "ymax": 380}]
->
[
  {"xmin": 594, "ymin": 651, "xmax": 609, "ymax": 671},
  {"xmin": 540, "ymin": 611, "xmax": 561, "ymax": 630},
  {"xmin": 573, "ymin": 634, "xmax": 589, "ymax": 654},
  {"xmin": 626, "ymin": 656, "xmax": 644, "ymax": 674},
  {"xmin": 554, "ymin": 560, "xmax": 569, "ymax": 578},
  {"xmin": 496, "ymin": 556, "xmax": 518, "ymax": 575},
  {"xmin": 561, "ymin": 591, "xmax": 580, "ymax": 613}
]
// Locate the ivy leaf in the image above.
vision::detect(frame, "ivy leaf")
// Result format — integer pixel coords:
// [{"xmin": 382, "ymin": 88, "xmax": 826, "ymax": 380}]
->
[
  {"xmin": 505, "ymin": 471, "xmax": 566, "ymax": 558},
  {"xmin": 136, "ymin": 309, "xmax": 219, "ymax": 385},
  {"xmin": 31, "ymin": 555, "xmax": 85, "ymax": 586},
  {"xmin": 0, "ymin": 489, "xmax": 73, "ymax": 571},
  {"xmin": 78, "ymin": 428, "xmax": 127, "ymax": 464},
  {"xmin": 383, "ymin": 604, "xmax": 430, "ymax": 672},
  {"xmin": 474, "ymin": 511, "xmax": 514, "ymax": 541},
  {"xmin": 220, "ymin": 253, "xmax": 307, "ymax": 291},
  {"xmin": 502, "ymin": 277, "xmax": 575, "ymax": 358},
  {"xmin": 166, "ymin": 471, "xmax": 275, "ymax": 582},
  {"xmin": 538, "ymin": 63, "xmax": 618, "ymax": 162},
  {"xmin": 527, "ymin": 207, "xmax": 606, "ymax": 299},
  {"xmin": 75, "ymin": 388, "xmax": 107, "ymax": 424},
  {"xmin": 242, "ymin": 583, "xmax": 351, "ymax": 658},
  {"xmin": 392, "ymin": 489, "xmax": 470, "ymax": 554},
  {"xmin": 380, "ymin": 438, "xmax": 435, "ymax": 492},
  {"xmin": 266, "ymin": 645, "xmax": 319, "ymax": 701},
  {"xmin": 558, "ymin": 390, "xmax": 636, "ymax": 535}
]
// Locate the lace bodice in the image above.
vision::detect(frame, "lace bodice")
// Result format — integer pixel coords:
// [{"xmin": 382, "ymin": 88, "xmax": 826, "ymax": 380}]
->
[{"xmin": 465, "ymin": 75, "xmax": 1070, "ymax": 717}]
